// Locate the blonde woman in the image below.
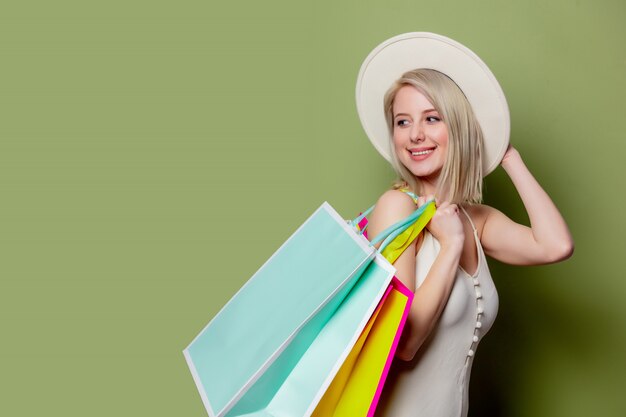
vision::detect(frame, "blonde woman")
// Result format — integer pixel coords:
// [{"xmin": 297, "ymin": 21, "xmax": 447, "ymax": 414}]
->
[{"xmin": 357, "ymin": 34, "xmax": 574, "ymax": 416}]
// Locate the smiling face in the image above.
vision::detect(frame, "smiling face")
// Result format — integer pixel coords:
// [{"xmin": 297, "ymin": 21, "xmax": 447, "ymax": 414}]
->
[
  {"xmin": 383, "ymin": 69, "xmax": 484, "ymax": 203},
  {"xmin": 392, "ymin": 85, "xmax": 449, "ymax": 187}
]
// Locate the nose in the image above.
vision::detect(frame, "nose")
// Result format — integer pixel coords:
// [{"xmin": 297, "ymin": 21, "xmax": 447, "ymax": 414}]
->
[{"xmin": 410, "ymin": 122, "xmax": 425, "ymax": 142}]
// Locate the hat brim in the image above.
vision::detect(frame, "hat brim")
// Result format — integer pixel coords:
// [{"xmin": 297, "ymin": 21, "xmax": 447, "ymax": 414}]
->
[{"xmin": 355, "ymin": 32, "xmax": 510, "ymax": 176}]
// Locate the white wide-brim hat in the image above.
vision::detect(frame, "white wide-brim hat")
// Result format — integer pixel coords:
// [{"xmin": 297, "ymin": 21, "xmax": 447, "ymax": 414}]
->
[{"xmin": 356, "ymin": 32, "xmax": 510, "ymax": 176}]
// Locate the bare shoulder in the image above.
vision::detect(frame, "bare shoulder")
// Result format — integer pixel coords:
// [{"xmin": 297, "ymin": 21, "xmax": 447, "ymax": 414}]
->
[
  {"xmin": 367, "ymin": 189, "xmax": 417, "ymax": 247},
  {"xmin": 461, "ymin": 203, "xmax": 500, "ymax": 239},
  {"xmin": 377, "ymin": 189, "xmax": 418, "ymax": 210}
]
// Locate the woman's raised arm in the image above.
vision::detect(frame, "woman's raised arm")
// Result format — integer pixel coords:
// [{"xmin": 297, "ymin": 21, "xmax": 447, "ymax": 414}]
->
[{"xmin": 479, "ymin": 145, "xmax": 575, "ymax": 266}]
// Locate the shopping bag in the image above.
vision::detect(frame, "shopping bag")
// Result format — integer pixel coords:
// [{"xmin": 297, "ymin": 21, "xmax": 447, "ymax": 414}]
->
[
  {"xmin": 183, "ymin": 198, "xmax": 434, "ymax": 417},
  {"xmin": 311, "ymin": 197, "xmax": 434, "ymax": 417},
  {"xmin": 311, "ymin": 277, "xmax": 413, "ymax": 417}
]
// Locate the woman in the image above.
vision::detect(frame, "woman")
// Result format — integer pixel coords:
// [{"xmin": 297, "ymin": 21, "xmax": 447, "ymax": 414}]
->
[{"xmin": 356, "ymin": 34, "xmax": 574, "ymax": 416}]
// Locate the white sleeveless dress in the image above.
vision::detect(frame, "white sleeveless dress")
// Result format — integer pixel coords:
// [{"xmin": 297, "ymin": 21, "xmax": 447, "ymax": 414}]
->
[{"xmin": 375, "ymin": 205, "xmax": 499, "ymax": 417}]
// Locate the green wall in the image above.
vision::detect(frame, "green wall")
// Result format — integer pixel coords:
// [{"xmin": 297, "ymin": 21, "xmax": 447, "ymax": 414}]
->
[{"xmin": 2, "ymin": 1, "xmax": 624, "ymax": 416}]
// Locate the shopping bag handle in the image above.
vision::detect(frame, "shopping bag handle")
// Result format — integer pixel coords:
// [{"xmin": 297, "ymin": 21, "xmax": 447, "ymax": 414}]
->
[
  {"xmin": 369, "ymin": 199, "xmax": 435, "ymax": 254},
  {"xmin": 348, "ymin": 198, "xmax": 436, "ymax": 255}
]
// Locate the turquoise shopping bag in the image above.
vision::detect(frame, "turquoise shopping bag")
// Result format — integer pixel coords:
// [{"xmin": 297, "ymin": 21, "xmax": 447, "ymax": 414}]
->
[{"xmin": 183, "ymin": 199, "xmax": 433, "ymax": 417}]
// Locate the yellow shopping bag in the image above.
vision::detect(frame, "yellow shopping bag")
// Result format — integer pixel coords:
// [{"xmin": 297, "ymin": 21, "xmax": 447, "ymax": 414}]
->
[{"xmin": 312, "ymin": 277, "xmax": 413, "ymax": 417}]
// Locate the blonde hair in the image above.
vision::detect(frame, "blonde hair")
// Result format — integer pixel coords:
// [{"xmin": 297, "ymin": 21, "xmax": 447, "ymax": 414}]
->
[{"xmin": 383, "ymin": 69, "xmax": 484, "ymax": 204}]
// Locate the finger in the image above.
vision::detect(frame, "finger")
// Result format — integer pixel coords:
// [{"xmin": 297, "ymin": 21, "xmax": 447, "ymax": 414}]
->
[{"xmin": 437, "ymin": 201, "xmax": 450, "ymax": 210}]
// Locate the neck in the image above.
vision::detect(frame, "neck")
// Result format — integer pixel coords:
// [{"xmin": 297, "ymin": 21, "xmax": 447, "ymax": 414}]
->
[{"xmin": 417, "ymin": 176, "xmax": 438, "ymax": 198}]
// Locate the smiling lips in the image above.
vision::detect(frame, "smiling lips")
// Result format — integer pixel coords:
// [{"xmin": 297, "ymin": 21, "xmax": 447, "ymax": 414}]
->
[{"xmin": 408, "ymin": 147, "xmax": 436, "ymax": 160}]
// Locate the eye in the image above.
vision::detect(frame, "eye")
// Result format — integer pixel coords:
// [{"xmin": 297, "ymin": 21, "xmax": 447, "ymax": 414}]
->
[
  {"xmin": 396, "ymin": 119, "xmax": 410, "ymax": 127},
  {"xmin": 426, "ymin": 116, "xmax": 441, "ymax": 123}
]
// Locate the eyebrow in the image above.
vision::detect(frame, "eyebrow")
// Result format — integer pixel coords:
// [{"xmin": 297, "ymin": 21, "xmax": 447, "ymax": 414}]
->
[{"xmin": 393, "ymin": 109, "xmax": 438, "ymax": 118}]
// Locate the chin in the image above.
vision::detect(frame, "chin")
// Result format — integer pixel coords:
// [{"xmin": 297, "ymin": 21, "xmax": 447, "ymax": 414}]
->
[
  {"xmin": 399, "ymin": 154, "xmax": 442, "ymax": 176},
  {"xmin": 404, "ymin": 162, "xmax": 439, "ymax": 177}
]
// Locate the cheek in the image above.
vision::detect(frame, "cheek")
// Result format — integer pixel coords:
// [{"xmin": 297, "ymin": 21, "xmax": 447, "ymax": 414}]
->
[
  {"xmin": 436, "ymin": 128, "xmax": 449, "ymax": 147},
  {"xmin": 391, "ymin": 140, "xmax": 405, "ymax": 161},
  {"xmin": 392, "ymin": 131, "xmax": 404, "ymax": 148}
]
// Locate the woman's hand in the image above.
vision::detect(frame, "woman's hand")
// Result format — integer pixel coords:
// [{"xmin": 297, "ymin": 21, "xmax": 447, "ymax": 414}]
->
[{"xmin": 418, "ymin": 195, "xmax": 464, "ymax": 249}]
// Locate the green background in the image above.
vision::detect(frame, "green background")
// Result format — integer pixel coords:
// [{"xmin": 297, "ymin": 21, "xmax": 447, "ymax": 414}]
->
[{"xmin": 1, "ymin": 0, "xmax": 625, "ymax": 416}]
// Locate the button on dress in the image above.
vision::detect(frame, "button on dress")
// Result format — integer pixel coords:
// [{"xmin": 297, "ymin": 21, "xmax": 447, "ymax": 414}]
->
[{"xmin": 375, "ymin": 204, "xmax": 499, "ymax": 417}]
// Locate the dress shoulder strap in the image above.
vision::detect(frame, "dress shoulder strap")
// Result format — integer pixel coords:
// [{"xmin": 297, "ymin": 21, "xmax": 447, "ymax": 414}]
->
[
  {"xmin": 459, "ymin": 205, "xmax": 478, "ymax": 233},
  {"xmin": 397, "ymin": 187, "xmax": 419, "ymax": 205}
]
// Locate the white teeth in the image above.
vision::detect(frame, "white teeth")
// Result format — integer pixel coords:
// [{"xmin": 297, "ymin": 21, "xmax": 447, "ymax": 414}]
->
[{"xmin": 411, "ymin": 149, "xmax": 434, "ymax": 156}]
